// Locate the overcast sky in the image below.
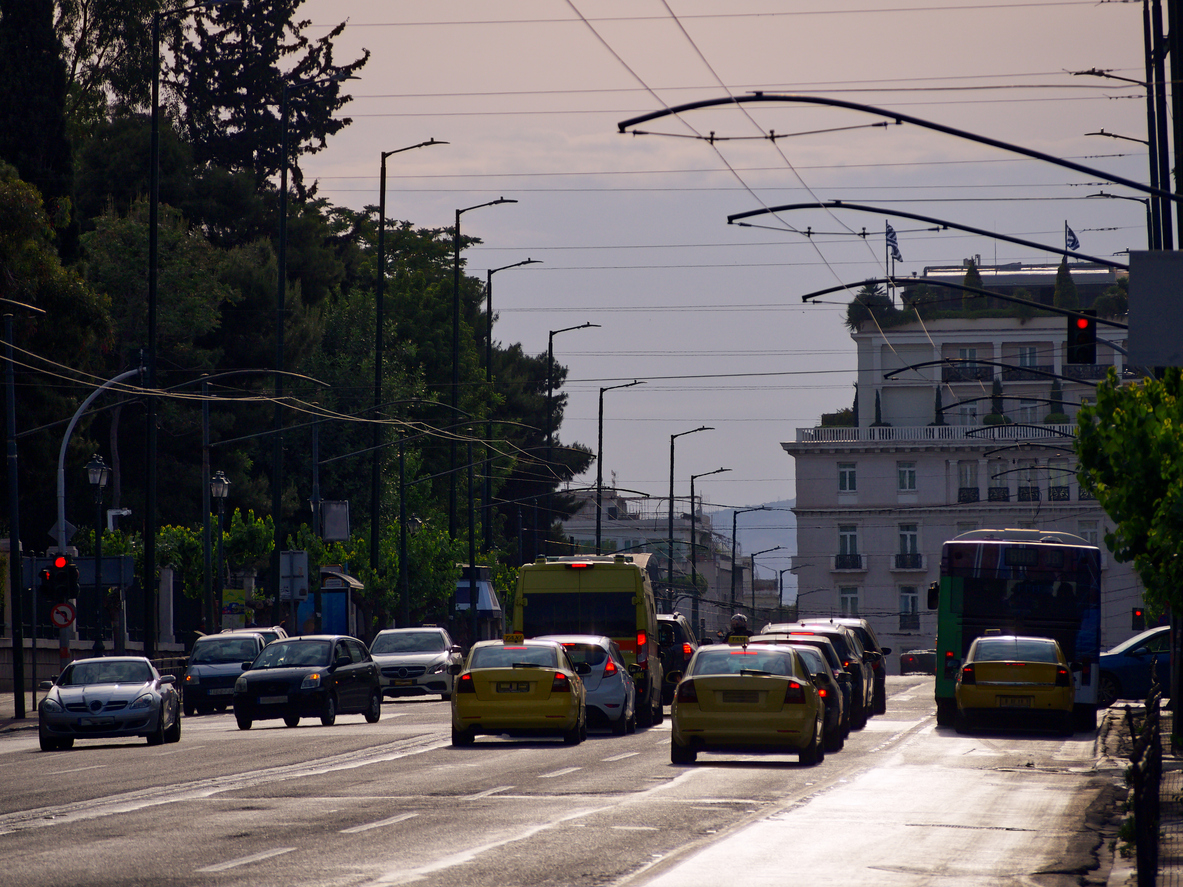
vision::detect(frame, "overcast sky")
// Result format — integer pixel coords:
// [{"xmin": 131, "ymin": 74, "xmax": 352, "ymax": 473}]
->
[{"xmin": 297, "ymin": 0, "xmax": 1149, "ymax": 550}]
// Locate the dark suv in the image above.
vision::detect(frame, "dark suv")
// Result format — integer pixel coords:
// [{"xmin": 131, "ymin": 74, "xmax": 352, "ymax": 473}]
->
[
  {"xmin": 657, "ymin": 613, "xmax": 698, "ymax": 704},
  {"xmin": 765, "ymin": 622, "xmax": 874, "ymax": 729},
  {"xmin": 800, "ymin": 617, "xmax": 892, "ymax": 715}
]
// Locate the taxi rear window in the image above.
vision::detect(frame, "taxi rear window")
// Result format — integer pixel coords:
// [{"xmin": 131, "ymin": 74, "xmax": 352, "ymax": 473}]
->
[
  {"xmin": 690, "ymin": 649, "xmax": 794, "ymax": 677},
  {"xmin": 471, "ymin": 645, "xmax": 559, "ymax": 669}
]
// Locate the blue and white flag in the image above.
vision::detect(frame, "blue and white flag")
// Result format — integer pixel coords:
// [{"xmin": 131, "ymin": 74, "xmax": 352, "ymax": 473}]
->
[
  {"xmin": 886, "ymin": 222, "xmax": 903, "ymax": 261},
  {"xmin": 1065, "ymin": 224, "xmax": 1080, "ymax": 251}
]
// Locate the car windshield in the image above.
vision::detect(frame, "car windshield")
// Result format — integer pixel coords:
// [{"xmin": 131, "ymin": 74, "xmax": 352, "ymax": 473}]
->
[
  {"xmin": 251, "ymin": 640, "xmax": 332, "ymax": 669},
  {"xmin": 974, "ymin": 637, "xmax": 1059, "ymax": 663},
  {"xmin": 371, "ymin": 631, "xmax": 447, "ymax": 654},
  {"xmin": 470, "ymin": 645, "xmax": 559, "ymax": 669},
  {"xmin": 791, "ymin": 647, "xmax": 827, "ymax": 675},
  {"xmin": 191, "ymin": 637, "xmax": 259, "ymax": 664},
  {"xmin": 690, "ymin": 648, "xmax": 794, "ymax": 676},
  {"xmin": 60, "ymin": 660, "xmax": 153, "ymax": 686},
  {"xmin": 558, "ymin": 643, "xmax": 607, "ymax": 667}
]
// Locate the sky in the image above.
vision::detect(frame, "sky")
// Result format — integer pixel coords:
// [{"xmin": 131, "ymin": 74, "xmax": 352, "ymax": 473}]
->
[{"xmin": 294, "ymin": 0, "xmax": 1151, "ymax": 571}]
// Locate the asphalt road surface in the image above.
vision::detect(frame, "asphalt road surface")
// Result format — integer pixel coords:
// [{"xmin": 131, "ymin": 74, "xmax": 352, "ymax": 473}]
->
[{"xmin": 0, "ymin": 675, "xmax": 1120, "ymax": 886}]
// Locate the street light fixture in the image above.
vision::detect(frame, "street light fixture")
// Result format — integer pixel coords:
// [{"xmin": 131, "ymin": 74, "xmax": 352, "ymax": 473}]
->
[
  {"xmin": 729, "ymin": 506, "xmax": 767, "ymax": 612},
  {"xmin": 668, "ymin": 427, "xmax": 712, "ymax": 600},
  {"xmin": 596, "ymin": 380, "xmax": 644, "ymax": 554},
  {"xmin": 372, "ymin": 139, "xmax": 448, "ymax": 577},
  {"xmin": 544, "ymin": 322, "xmax": 600, "ymax": 556},
  {"xmin": 86, "ymin": 455, "xmax": 110, "ymax": 653},
  {"xmin": 483, "ymin": 258, "xmax": 540, "ymax": 552},
  {"xmin": 748, "ymin": 545, "xmax": 784, "ymax": 622},
  {"xmin": 689, "ymin": 467, "xmax": 729, "ymax": 630},
  {"xmin": 451, "ymin": 197, "xmax": 517, "ymax": 539},
  {"xmin": 210, "ymin": 471, "xmax": 230, "ymax": 632}
]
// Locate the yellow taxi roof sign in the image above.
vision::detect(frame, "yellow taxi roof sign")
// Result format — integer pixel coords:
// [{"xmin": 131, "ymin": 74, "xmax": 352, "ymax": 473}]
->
[{"xmin": 503, "ymin": 631, "xmax": 525, "ymax": 645}]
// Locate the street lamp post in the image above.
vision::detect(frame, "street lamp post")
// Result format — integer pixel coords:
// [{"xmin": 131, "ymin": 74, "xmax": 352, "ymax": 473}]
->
[
  {"xmin": 86, "ymin": 455, "xmax": 110, "ymax": 653},
  {"xmin": 668, "ymin": 427, "xmax": 712, "ymax": 603},
  {"xmin": 372, "ymin": 140, "xmax": 447, "ymax": 578},
  {"xmin": 596, "ymin": 380, "xmax": 644, "ymax": 554},
  {"xmin": 210, "ymin": 472, "xmax": 230, "ymax": 632},
  {"xmin": 544, "ymin": 323, "xmax": 599, "ymax": 556},
  {"xmin": 451, "ymin": 198, "xmax": 517, "ymax": 540},
  {"xmin": 779, "ymin": 568, "xmax": 793, "ymax": 617},
  {"xmin": 483, "ymin": 258, "xmax": 540, "ymax": 553},
  {"xmin": 748, "ymin": 546, "xmax": 783, "ymax": 624},
  {"xmin": 689, "ymin": 467, "xmax": 729, "ymax": 630},
  {"xmin": 729, "ymin": 506, "xmax": 767, "ymax": 613}
]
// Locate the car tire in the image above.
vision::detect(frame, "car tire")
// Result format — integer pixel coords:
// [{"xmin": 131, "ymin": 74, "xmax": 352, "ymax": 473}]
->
[
  {"xmin": 441, "ymin": 693, "xmax": 451, "ymax": 702},
  {"xmin": 451, "ymin": 725, "xmax": 475, "ymax": 747},
  {"xmin": 873, "ymin": 682, "xmax": 887, "ymax": 716},
  {"xmin": 283, "ymin": 715, "xmax": 300, "ymax": 728},
  {"xmin": 320, "ymin": 694, "xmax": 337, "ymax": 727},
  {"xmin": 1058, "ymin": 711, "xmax": 1076, "ymax": 737},
  {"xmin": 1098, "ymin": 672, "xmax": 1120, "ymax": 709},
  {"xmin": 626, "ymin": 710, "xmax": 637, "ymax": 734},
  {"xmin": 146, "ymin": 715, "xmax": 166, "ymax": 746},
  {"xmin": 165, "ymin": 708, "xmax": 182, "ymax": 744},
  {"xmin": 611, "ymin": 709, "xmax": 629, "ymax": 735},
  {"xmin": 364, "ymin": 691, "xmax": 382, "ymax": 724},
  {"xmin": 1074, "ymin": 703, "xmax": 1098, "ymax": 733},
  {"xmin": 954, "ymin": 711, "xmax": 970, "ymax": 735},
  {"xmin": 851, "ymin": 700, "xmax": 867, "ymax": 731},
  {"xmin": 636, "ymin": 702, "xmax": 653, "ymax": 729},
  {"xmin": 935, "ymin": 698, "xmax": 957, "ymax": 727},
  {"xmin": 824, "ymin": 723, "xmax": 843, "ymax": 753},
  {"xmin": 236, "ymin": 715, "xmax": 252, "ymax": 730},
  {"xmin": 562, "ymin": 721, "xmax": 582, "ymax": 746},
  {"xmin": 39, "ymin": 732, "xmax": 63, "ymax": 752},
  {"xmin": 799, "ymin": 721, "xmax": 823, "ymax": 766},
  {"xmin": 670, "ymin": 741, "xmax": 697, "ymax": 765},
  {"xmin": 182, "ymin": 699, "xmax": 194, "ymax": 718}
]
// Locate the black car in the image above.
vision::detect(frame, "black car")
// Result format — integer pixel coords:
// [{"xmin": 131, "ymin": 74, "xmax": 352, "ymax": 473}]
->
[
  {"xmin": 800, "ymin": 617, "xmax": 892, "ymax": 715},
  {"xmin": 756, "ymin": 631, "xmax": 852, "ymax": 738},
  {"xmin": 657, "ymin": 613, "xmax": 699, "ymax": 705},
  {"xmin": 233, "ymin": 635, "xmax": 382, "ymax": 729},
  {"xmin": 765, "ymin": 622, "xmax": 874, "ymax": 729},
  {"xmin": 900, "ymin": 649, "xmax": 936, "ymax": 675}
]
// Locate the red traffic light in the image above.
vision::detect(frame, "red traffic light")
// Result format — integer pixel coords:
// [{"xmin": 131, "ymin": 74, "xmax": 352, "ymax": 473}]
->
[
  {"xmin": 1076, "ymin": 317, "xmax": 1090, "ymax": 330},
  {"xmin": 53, "ymin": 555, "xmax": 68, "ymax": 569}
]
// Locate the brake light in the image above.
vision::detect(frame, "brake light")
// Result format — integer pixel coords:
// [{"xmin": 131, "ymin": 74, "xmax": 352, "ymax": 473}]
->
[
  {"xmin": 565, "ymin": 562, "xmax": 594, "ymax": 570},
  {"xmin": 682, "ymin": 642, "xmax": 693, "ymax": 662},
  {"xmin": 457, "ymin": 673, "xmax": 475, "ymax": 693},
  {"xmin": 818, "ymin": 687, "xmax": 828, "ymax": 699},
  {"xmin": 636, "ymin": 630, "xmax": 648, "ymax": 664},
  {"xmin": 675, "ymin": 679, "xmax": 697, "ymax": 704},
  {"xmin": 603, "ymin": 658, "xmax": 617, "ymax": 676},
  {"xmin": 783, "ymin": 681, "xmax": 806, "ymax": 704},
  {"xmin": 959, "ymin": 665, "xmax": 976, "ymax": 685},
  {"xmin": 1055, "ymin": 666, "xmax": 1071, "ymax": 688},
  {"xmin": 551, "ymin": 672, "xmax": 570, "ymax": 693}
]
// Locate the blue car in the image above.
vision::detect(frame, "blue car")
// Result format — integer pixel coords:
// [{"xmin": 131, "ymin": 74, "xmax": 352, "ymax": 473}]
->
[{"xmin": 1098, "ymin": 626, "xmax": 1170, "ymax": 708}]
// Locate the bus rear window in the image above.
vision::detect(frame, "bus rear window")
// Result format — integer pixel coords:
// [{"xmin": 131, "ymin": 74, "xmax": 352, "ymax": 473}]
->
[{"xmin": 521, "ymin": 592, "xmax": 635, "ymax": 638}]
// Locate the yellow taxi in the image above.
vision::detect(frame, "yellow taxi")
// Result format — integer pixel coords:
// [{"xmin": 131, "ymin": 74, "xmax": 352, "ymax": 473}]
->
[
  {"xmin": 450, "ymin": 636, "xmax": 589, "ymax": 746},
  {"xmin": 954, "ymin": 634, "xmax": 1077, "ymax": 735},
  {"xmin": 669, "ymin": 643, "xmax": 825, "ymax": 765}
]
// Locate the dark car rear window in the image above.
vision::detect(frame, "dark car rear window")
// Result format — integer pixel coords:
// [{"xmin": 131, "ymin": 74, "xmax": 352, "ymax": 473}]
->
[
  {"xmin": 521, "ymin": 592, "xmax": 635, "ymax": 638},
  {"xmin": 559, "ymin": 643, "xmax": 607, "ymax": 666}
]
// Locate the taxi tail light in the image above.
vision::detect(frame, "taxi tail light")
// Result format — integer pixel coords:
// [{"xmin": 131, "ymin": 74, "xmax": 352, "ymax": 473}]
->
[
  {"xmin": 551, "ymin": 672, "xmax": 571, "ymax": 693},
  {"xmin": 457, "ymin": 673, "xmax": 475, "ymax": 693},
  {"xmin": 682, "ymin": 642, "xmax": 693, "ymax": 662},
  {"xmin": 636, "ymin": 630, "xmax": 648, "ymax": 664},
  {"xmin": 1055, "ymin": 666, "xmax": 1071, "ymax": 687},
  {"xmin": 959, "ymin": 665, "xmax": 976, "ymax": 685},
  {"xmin": 783, "ymin": 681, "xmax": 806, "ymax": 704},
  {"xmin": 675, "ymin": 680, "xmax": 698, "ymax": 704},
  {"xmin": 603, "ymin": 658, "xmax": 618, "ymax": 677}
]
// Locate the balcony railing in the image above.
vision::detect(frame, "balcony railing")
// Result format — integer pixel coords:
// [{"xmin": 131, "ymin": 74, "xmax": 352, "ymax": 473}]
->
[
  {"xmin": 1018, "ymin": 486, "xmax": 1041, "ymax": 502},
  {"xmin": 893, "ymin": 552, "xmax": 924, "ymax": 570},
  {"xmin": 988, "ymin": 486, "xmax": 1010, "ymax": 502},
  {"xmin": 794, "ymin": 424, "xmax": 1077, "ymax": 444},
  {"xmin": 833, "ymin": 553, "xmax": 864, "ymax": 571},
  {"xmin": 941, "ymin": 366, "xmax": 994, "ymax": 383},
  {"xmin": 1049, "ymin": 486, "xmax": 1070, "ymax": 501},
  {"xmin": 1001, "ymin": 364, "xmax": 1055, "ymax": 382},
  {"xmin": 957, "ymin": 487, "xmax": 980, "ymax": 503}
]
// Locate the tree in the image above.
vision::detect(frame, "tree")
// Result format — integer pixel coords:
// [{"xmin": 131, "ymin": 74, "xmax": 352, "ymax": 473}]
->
[
  {"xmin": 844, "ymin": 283, "xmax": 893, "ymax": 332},
  {"xmin": 1053, "ymin": 257, "xmax": 1079, "ymax": 310},
  {"xmin": 962, "ymin": 259, "xmax": 982, "ymax": 311},
  {"xmin": 1076, "ymin": 368, "xmax": 1183, "ymax": 618}
]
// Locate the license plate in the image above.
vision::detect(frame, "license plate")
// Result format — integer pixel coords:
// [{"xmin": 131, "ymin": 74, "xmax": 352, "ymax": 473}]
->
[
  {"xmin": 998, "ymin": 696, "xmax": 1032, "ymax": 708},
  {"xmin": 497, "ymin": 682, "xmax": 530, "ymax": 693},
  {"xmin": 393, "ymin": 679, "xmax": 413, "ymax": 686},
  {"xmin": 79, "ymin": 717, "xmax": 114, "ymax": 727},
  {"xmin": 259, "ymin": 695, "xmax": 287, "ymax": 705},
  {"xmin": 721, "ymin": 690, "xmax": 759, "ymax": 704},
  {"xmin": 209, "ymin": 688, "xmax": 233, "ymax": 696}
]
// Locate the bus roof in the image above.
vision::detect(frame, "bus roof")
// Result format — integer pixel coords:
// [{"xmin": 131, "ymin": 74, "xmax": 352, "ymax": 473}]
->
[{"xmin": 952, "ymin": 528, "xmax": 1091, "ymax": 546}]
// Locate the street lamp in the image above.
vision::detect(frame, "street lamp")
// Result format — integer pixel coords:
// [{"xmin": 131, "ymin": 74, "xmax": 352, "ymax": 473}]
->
[
  {"xmin": 271, "ymin": 70, "xmax": 357, "ymax": 622},
  {"xmin": 86, "ymin": 455, "xmax": 110, "ymax": 653},
  {"xmin": 372, "ymin": 139, "xmax": 447, "ymax": 577},
  {"xmin": 689, "ymin": 467, "xmax": 729, "ymax": 630},
  {"xmin": 1088, "ymin": 191, "xmax": 1153, "ymax": 250},
  {"xmin": 210, "ymin": 472, "xmax": 230, "ymax": 632},
  {"xmin": 779, "ymin": 568, "xmax": 793, "ymax": 613},
  {"xmin": 668, "ymin": 426, "xmax": 712, "ymax": 599},
  {"xmin": 729, "ymin": 507, "xmax": 767, "ymax": 612},
  {"xmin": 596, "ymin": 380, "xmax": 644, "ymax": 554},
  {"xmin": 451, "ymin": 197, "xmax": 517, "ymax": 539},
  {"xmin": 483, "ymin": 258, "xmax": 540, "ymax": 552},
  {"xmin": 748, "ymin": 545, "xmax": 784, "ymax": 623},
  {"xmin": 544, "ymin": 322, "xmax": 599, "ymax": 555}
]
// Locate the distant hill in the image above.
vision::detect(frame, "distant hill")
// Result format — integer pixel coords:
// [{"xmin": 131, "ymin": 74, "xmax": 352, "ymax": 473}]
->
[{"xmin": 708, "ymin": 499, "xmax": 797, "ymax": 590}]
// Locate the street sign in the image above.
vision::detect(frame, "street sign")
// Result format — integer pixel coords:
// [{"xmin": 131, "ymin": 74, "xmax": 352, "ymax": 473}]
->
[{"xmin": 50, "ymin": 602, "xmax": 76, "ymax": 628}]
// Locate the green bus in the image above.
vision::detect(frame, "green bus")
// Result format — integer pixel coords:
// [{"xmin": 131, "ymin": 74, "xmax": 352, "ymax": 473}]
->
[{"xmin": 929, "ymin": 529, "xmax": 1102, "ymax": 731}]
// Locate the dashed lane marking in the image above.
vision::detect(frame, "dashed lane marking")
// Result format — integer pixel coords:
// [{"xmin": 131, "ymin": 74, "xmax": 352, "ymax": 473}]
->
[
  {"xmin": 196, "ymin": 847, "xmax": 296, "ymax": 872},
  {"xmin": 341, "ymin": 812, "xmax": 419, "ymax": 834}
]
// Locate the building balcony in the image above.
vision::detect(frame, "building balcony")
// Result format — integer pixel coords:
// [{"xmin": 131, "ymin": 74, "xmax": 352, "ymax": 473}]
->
[
  {"xmin": 1017, "ymin": 486, "xmax": 1041, "ymax": 502},
  {"xmin": 892, "ymin": 552, "xmax": 925, "ymax": 571},
  {"xmin": 1001, "ymin": 364, "xmax": 1055, "ymax": 382},
  {"xmin": 941, "ymin": 366, "xmax": 994, "ymax": 383},
  {"xmin": 793, "ymin": 424, "xmax": 1076, "ymax": 444},
  {"xmin": 832, "ymin": 554, "xmax": 865, "ymax": 571},
  {"xmin": 957, "ymin": 487, "xmax": 980, "ymax": 503},
  {"xmin": 1061, "ymin": 364, "xmax": 1111, "ymax": 381},
  {"xmin": 1049, "ymin": 486, "xmax": 1070, "ymax": 502},
  {"xmin": 987, "ymin": 486, "xmax": 1009, "ymax": 502}
]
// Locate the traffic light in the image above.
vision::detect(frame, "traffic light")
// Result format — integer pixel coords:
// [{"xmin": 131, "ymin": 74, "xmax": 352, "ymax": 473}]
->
[
  {"xmin": 1067, "ymin": 309, "xmax": 1097, "ymax": 364},
  {"xmin": 1132, "ymin": 607, "xmax": 1146, "ymax": 631},
  {"xmin": 47, "ymin": 555, "xmax": 77, "ymax": 602}
]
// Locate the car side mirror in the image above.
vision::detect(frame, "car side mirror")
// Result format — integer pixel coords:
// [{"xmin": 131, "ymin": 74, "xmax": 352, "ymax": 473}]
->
[
  {"xmin": 447, "ymin": 663, "xmax": 463, "ymax": 676},
  {"xmin": 574, "ymin": 662, "xmax": 591, "ymax": 676},
  {"xmin": 837, "ymin": 672, "xmax": 851, "ymax": 683},
  {"xmin": 881, "ymin": 647, "xmax": 892, "ymax": 656},
  {"xmin": 666, "ymin": 670, "xmax": 682, "ymax": 684},
  {"xmin": 38, "ymin": 680, "xmax": 53, "ymax": 690},
  {"xmin": 628, "ymin": 663, "xmax": 644, "ymax": 678},
  {"xmin": 449, "ymin": 645, "xmax": 463, "ymax": 654},
  {"xmin": 865, "ymin": 651, "xmax": 882, "ymax": 663},
  {"xmin": 160, "ymin": 675, "xmax": 176, "ymax": 685},
  {"xmin": 242, "ymin": 661, "xmax": 253, "ymax": 671}
]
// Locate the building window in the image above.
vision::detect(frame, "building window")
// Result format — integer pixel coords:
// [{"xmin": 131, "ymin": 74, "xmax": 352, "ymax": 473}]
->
[
  {"xmin": 1017, "ymin": 459, "xmax": 1040, "ymax": 501},
  {"xmin": 836, "ymin": 526, "xmax": 861, "ymax": 570},
  {"xmin": 897, "ymin": 461, "xmax": 917, "ymax": 492},
  {"xmin": 988, "ymin": 459, "xmax": 1009, "ymax": 501},
  {"xmin": 1018, "ymin": 346, "xmax": 1037, "ymax": 368},
  {"xmin": 840, "ymin": 587, "xmax": 860, "ymax": 617},
  {"xmin": 838, "ymin": 462, "xmax": 856, "ymax": 492},
  {"xmin": 958, "ymin": 347, "xmax": 978, "ymax": 368},
  {"xmin": 899, "ymin": 586, "xmax": 919, "ymax": 631},
  {"xmin": 896, "ymin": 524, "xmax": 922, "ymax": 569},
  {"xmin": 1078, "ymin": 519, "xmax": 1100, "ymax": 547},
  {"xmin": 1048, "ymin": 458, "xmax": 1070, "ymax": 501},
  {"xmin": 1018, "ymin": 399, "xmax": 1038, "ymax": 424},
  {"xmin": 958, "ymin": 460, "xmax": 979, "ymax": 503},
  {"xmin": 957, "ymin": 403, "xmax": 979, "ymax": 426}
]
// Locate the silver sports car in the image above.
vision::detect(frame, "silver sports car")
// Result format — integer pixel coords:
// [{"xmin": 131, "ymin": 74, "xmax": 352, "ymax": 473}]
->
[{"xmin": 38, "ymin": 656, "xmax": 181, "ymax": 751}]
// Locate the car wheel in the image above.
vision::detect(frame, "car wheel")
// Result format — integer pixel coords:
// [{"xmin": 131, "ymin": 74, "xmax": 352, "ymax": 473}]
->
[
  {"xmin": 1074, "ymin": 704, "xmax": 1098, "ymax": 733},
  {"xmin": 626, "ymin": 709, "xmax": 637, "ymax": 734},
  {"xmin": 236, "ymin": 715, "xmax": 252, "ymax": 730},
  {"xmin": 182, "ymin": 700, "xmax": 194, "ymax": 718},
  {"xmin": 935, "ymin": 698, "xmax": 957, "ymax": 727},
  {"xmin": 165, "ymin": 708, "xmax": 182, "ymax": 744},
  {"xmin": 320, "ymin": 694, "xmax": 337, "ymax": 727},
  {"xmin": 1058, "ymin": 711, "xmax": 1076, "ymax": 737},
  {"xmin": 799, "ymin": 720, "xmax": 823, "ymax": 766},
  {"xmin": 611, "ymin": 708, "xmax": 629, "ymax": 735},
  {"xmin": 39, "ymin": 731, "xmax": 62, "ymax": 752},
  {"xmin": 851, "ymin": 700, "xmax": 867, "ymax": 731},
  {"xmin": 364, "ymin": 691, "xmax": 382, "ymax": 724},
  {"xmin": 1098, "ymin": 672, "xmax": 1120, "ymax": 709},
  {"xmin": 451, "ymin": 725, "xmax": 475, "ymax": 747},
  {"xmin": 636, "ymin": 702, "xmax": 653, "ymax": 729},
  {"xmin": 670, "ymin": 741, "xmax": 697, "ymax": 765},
  {"xmin": 653, "ymin": 699, "xmax": 664, "ymax": 725},
  {"xmin": 146, "ymin": 714, "xmax": 166, "ymax": 746},
  {"xmin": 441, "ymin": 693, "xmax": 451, "ymax": 702},
  {"xmin": 954, "ymin": 711, "xmax": 970, "ymax": 735},
  {"xmin": 283, "ymin": 715, "xmax": 300, "ymax": 728},
  {"xmin": 562, "ymin": 721, "xmax": 582, "ymax": 745},
  {"xmin": 824, "ymin": 722, "xmax": 843, "ymax": 753},
  {"xmin": 873, "ymin": 683, "xmax": 887, "ymax": 716}
]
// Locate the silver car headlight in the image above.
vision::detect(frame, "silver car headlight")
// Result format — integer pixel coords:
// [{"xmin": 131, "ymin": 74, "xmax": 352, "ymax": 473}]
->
[
  {"xmin": 300, "ymin": 672, "xmax": 322, "ymax": 690},
  {"xmin": 234, "ymin": 676, "xmax": 247, "ymax": 693},
  {"xmin": 40, "ymin": 697, "xmax": 62, "ymax": 713},
  {"xmin": 427, "ymin": 660, "xmax": 446, "ymax": 675},
  {"xmin": 129, "ymin": 694, "xmax": 154, "ymax": 711}
]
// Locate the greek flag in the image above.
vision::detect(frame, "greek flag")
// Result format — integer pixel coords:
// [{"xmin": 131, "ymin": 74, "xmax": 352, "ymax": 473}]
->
[
  {"xmin": 886, "ymin": 223, "xmax": 903, "ymax": 261},
  {"xmin": 1066, "ymin": 224, "xmax": 1080, "ymax": 251}
]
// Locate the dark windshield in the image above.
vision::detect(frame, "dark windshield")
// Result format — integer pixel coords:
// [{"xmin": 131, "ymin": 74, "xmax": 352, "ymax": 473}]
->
[
  {"xmin": 690, "ymin": 648, "xmax": 794, "ymax": 676},
  {"xmin": 371, "ymin": 631, "xmax": 447, "ymax": 654},
  {"xmin": 252, "ymin": 640, "xmax": 331, "ymax": 669},
  {"xmin": 521, "ymin": 592, "xmax": 635, "ymax": 638},
  {"xmin": 470, "ymin": 645, "xmax": 559, "ymax": 669},
  {"xmin": 191, "ymin": 637, "xmax": 259, "ymax": 664},
  {"xmin": 60, "ymin": 660, "xmax": 153, "ymax": 686},
  {"xmin": 973, "ymin": 637, "xmax": 1061, "ymax": 663},
  {"xmin": 558, "ymin": 644, "xmax": 607, "ymax": 666}
]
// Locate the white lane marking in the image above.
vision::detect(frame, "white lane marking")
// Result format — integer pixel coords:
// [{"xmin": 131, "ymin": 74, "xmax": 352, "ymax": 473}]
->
[
  {"xmin": 602, "ymin": 752, "xmax": 640, "ymax": 762},
  {"xmin": 462, "ymin": 785, "xmax": 514, "ymax": 800},
  {"xmin": 538, "ymin": 767, "xmax": 581, "ymax": 778},
  {"xmin": 196, "ymin": 847, "xmax": 296, "ymax": 872},
  {"xmin": 341, "ymin": 812, "xmax": 419, "ymax": 834},
  {"xmin": 612, "ymin": 825, "xmax": 659, "ymax": 831},
  {"xmin": 57, "ymin": 765, "xmax": 107, "ymax": 774}
]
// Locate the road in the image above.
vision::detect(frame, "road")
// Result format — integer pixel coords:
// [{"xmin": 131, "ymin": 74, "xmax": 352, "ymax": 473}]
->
[{"xmin": 0, "ymin": 675, "xmax": 1120, "ymax": 886}]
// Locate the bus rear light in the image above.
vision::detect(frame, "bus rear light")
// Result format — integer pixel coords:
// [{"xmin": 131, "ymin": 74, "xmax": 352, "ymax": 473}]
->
[{"xmin": 676, "ymin": 680, "xmax": 698, "ymax": 704}]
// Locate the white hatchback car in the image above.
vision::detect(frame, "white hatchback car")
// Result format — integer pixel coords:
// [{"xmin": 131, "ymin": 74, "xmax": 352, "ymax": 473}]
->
[
  {"xmin": 535, "ymin": 634, "xmax": 636, "ymax": 735},
  {"xmin": 371, "ymin": 627, "xmax": 464, "ymax": 700}
]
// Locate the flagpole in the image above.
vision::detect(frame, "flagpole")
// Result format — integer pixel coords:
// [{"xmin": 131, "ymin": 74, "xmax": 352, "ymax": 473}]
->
[{"xmin": 885, "ymin": 221, "xmax": 892, "ymax": 305}]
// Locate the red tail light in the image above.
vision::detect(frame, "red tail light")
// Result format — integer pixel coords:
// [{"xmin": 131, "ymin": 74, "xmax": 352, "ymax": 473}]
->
[
  {"xmin": 959, "ymin": 665, "xmax": 976, "ymax": 685},
  {"xmin": 551, "ymin": 672, "xmax": 571, "ymax": 693},
  {"xmin": 682, "ymin": 642, "xmax": 693, "ymax": 662},
  {"xmin": 818, "ymin": 687, "xmax": 828, "ymax": 699},
  {"xmin": 603, "ymin": 658, "xmax": 617, "ymax": 676},
  {"xmin": 675, "ymin": 679, "xmax": 697, "ymax": 704},
  {"xmin": 1055, "ymin": 666, "xmax": 1071, "ymax": 688},
  {"xmin": 457, "ymin": 673, "xmax": 475, "ymax": 693},
  {"xmin": 783, "ymin": 681, "xmax": 806, "ymax": 704},
  {"xmin": 636, "ymin": 630, "xmax": 648, "ymax": 664}
]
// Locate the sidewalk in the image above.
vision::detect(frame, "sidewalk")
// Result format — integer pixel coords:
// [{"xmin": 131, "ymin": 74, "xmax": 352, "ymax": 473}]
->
[{"xmin": 0, "ymin": 690, "xmax": 40, "ymax": 734}]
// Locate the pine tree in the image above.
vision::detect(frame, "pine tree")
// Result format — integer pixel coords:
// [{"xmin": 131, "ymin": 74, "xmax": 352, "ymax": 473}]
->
[{"xmin": 1054, "ymin": 257, "xmax": 1079, "ymax": 309}]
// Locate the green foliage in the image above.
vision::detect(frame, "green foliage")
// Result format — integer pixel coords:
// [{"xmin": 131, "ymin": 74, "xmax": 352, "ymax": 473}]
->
[
  {"xmin": 1054, "ymin": 257, "xmax": 1079, "ymax": 310},
  {"xmin": 157, "ymin": 524, "xmax": 202, "ymax": 599},
  {"xmin": 223, "ymin": 509, "xmax": 273, "ymax": 576},
  {"xmin": 1077, "ymin": 368, "xmax": 1183, "ymax": 616},
  {"xmin": 820, "ymin": 407, "xmax": 855, "ymax": 427},
  {"xmin": 962, "ymin": 259, "xmax": 982, "ymax": 311},
  {"xmin": 843, "ymin": 283, "xmax": 892, "ymax": 332}
]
